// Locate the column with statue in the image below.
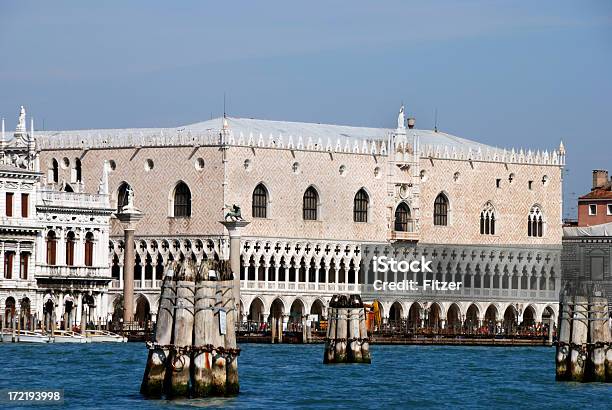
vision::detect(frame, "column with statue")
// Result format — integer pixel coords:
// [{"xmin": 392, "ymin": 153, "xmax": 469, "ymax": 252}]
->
[{"xmin": 116, "ymin": 185, "xmax": 143, "ymax": 325}]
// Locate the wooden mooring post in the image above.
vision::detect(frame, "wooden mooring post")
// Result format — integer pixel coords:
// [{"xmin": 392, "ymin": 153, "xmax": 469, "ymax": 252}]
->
[
  {"xmin": 555, "ymin": 285, "xmax": 611, "ymax": 383},
  {"xmin": 167, "ymin": 262, "xmax": 196, "ymax": 397},
  {"xmin": 323, "ymin": 294, "xmax": 371, "ymax": 364},
  {"xmin": 141, "ymin": 259, "xmax": 241, "ymax": 399},
  {"xmin": 140, "ymin": 262, "xmax": 178, "ymax": 397}
]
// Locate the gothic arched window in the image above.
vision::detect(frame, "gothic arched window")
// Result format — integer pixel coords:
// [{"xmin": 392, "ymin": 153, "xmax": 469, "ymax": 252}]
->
[
  {"xmin": 85, "ymin": 232, "xmax": 94, "ymax": 266},
  {"xmin": 434, "ymin": 193, "xmax": 448, "ymax": 226},
  {"xmin": 480, "ymin": 202, "xmax": 496, "ymax": 235},
  {"xmin": 303, "ymin": 187, "xmax": 319, "ymax": 221},
  {"xmin": 528, "ymin": 205, "xmax": 544, "ymax": 237},
  {"xmin": 46, "ymin": 231, "xmax": 57, "ymax": 265},
  {"xmin": 65, "ymin": 231, "xmax": 75, "ymax": 266},
  {"xmin": 51, "ymin": 159, "xmax": 59, "ymax": 183},
  {"xmin": 353, "ymin": 189, "xmax": 369, "ymax": 223},
  {"xmin": 117, "ymin": 182, "xmax": 131, "ymax": 213},
  {"xmin": 394, "ymin": 202, "xmax": 411, "ymax": 232},
  {"xmin": 252, "ymin": 184, "xmax": 268, "ymax": 218},
  {"xmin": 74, "ymin": 158, "xmax": 82, "ymax": 183},
  {"xmin": 173, "ymin": 182, "xmax": 192, "ymax": 217}
]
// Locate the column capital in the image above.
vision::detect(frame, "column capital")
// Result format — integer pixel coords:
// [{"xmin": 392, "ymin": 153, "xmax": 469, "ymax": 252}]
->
[
  {"xmin": 220, "ymin": 220, "xmax": 250, "ymax": 238},
  {"xmin": 116, "ymin": 207, "xmax": 144, "ymax": 229}
]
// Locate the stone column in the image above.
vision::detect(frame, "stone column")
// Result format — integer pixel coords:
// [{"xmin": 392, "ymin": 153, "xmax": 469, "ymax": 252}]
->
[
  {"xmin": 274, "ymin": 266, "xmax": 280, "ymax": 289},
  {"xmin": 220, "ymin": 220, "xmax": 250, "ymax": 319},
  {"xmin": 123, "ymin": 228, "xmax": 135, "ymax": 322},
  {"xmin": 119, "ymin": 263, "xmax": 124, "ymax": 289},
  {"xmin": 242, "ymin": 261, "xmax": 249, "ymax": 289},
  {"xmin": 14, "ymin": 242, "xmax": 20, "ymax": 279},
  {"xmin": 116, "ymin": 205, "xmax": 143, "ymax": 324},
  {"xmin": 284, "ymin": 263, "xmax": 289, "ymax": 287},
  {"xmin": 57, "ymin": 230, "xmax": 66, "ymax": 266}
]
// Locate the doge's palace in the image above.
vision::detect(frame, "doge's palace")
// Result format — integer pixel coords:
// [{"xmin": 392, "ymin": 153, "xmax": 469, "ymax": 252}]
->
[{"xmin": 33, "ymin": 105, "xmax": 565, "ymax": 331}]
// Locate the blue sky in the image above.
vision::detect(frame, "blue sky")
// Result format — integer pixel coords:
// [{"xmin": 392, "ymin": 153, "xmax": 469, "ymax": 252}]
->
[{"xmin": 1, "ymin": 1, "xmax": 610, "ymax": 218}]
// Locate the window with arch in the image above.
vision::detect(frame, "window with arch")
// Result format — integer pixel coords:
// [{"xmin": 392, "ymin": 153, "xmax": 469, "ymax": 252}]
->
[
  {"xmin": 480, "ymin": 202, "xmax": 496, "ymax": 235},
  {"xmin": 117, "ymin": 182, "xmax": 132, "ymax": 213},
  {"xmin": 527, "ymin": 205, "xmax": 543, "ymax": 237},
  {"xmin": 173, "ymin": 182, "xmax": 192, "ymax": 217},
  {"xmin": 252, "ymin": 184, "xmax": 268, "ymax": 218},
  {"xmin": 19, "ymin": 253, "xmax": 29, "ymax": 280},
  {"xmin": 353, "ymin": 189, "xmax": 369, "ymax": 222},
  {"xmin": 4, "ymin": 251, "xmax": 14, "ymax": 279},
  {"xmin": 434, "ymin": 193, "xmax": 449, "ymax": 226},
  {"xmin": 303, "ymin": 187, "xmax": 319, "ymax": 220},
  {"xmin": 394, "ymin": 202, "xmax": 411, "ymax": 231},
  {"xmin": 51, "ymin": 158, "xmax": 59, "ymax": 183},
  {"xmin": 74, "ymin": 158, "xmax": 82, "ymax": 183},
  {"xmin": 65, "ymin": 231, "xmax": 75, "ymax": 266},
  {"xmin": 46, "ymin": 231, "xmax": 57, "ymax": 265},
  {"xmin": 85, "ymin": 232, "xmax": 94, "ymax": 266}
]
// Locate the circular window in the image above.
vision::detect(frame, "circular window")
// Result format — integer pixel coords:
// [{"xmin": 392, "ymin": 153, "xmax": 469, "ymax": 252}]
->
[
  {"xmin": 339, "ymin": 165, "xmax": 347, "ymax": 176},
  {"xmin": 244, "ymin": 159, "xmax": 252, "ymax": 171},
  {"xmin": 508, "ymin": 173, "xmax": 515, "ymax": 183},
  {"xmin": 453, "ymin": 172, "xmax": 460, "ymax": 182},
  {"xmin": 144, "ymin": 159, "xmax": 154, "ymax": 171},
  {"xmin": 109, "ymin": 160, "xmax": 117, "ymax": 171},
  {"xmin": 374, "ymin": 167, "xmax": 381, "ymax": 179},
  {"xmin": 420, "ymin": 170, "xmax": 427, "ymax": 182},
  {"xmin": 542, "ymin": 175, "xmax": 549, "ymax": 186},
  {"xmin": 62, "ymin": 157, "xmax": 70, "ymax": 169},
  {"xmin": 195, "ymin": 158, "xmax": 205, "ymax": 171},
  {"xmin": 292, "ymin": 162, "xmax": 300, "ymax": 174}
]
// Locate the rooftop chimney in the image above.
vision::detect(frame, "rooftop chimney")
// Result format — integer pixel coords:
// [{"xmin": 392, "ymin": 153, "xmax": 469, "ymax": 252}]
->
[
  {"xmin": 407, "ymin": 117, "xmax": 415, "ymax": 129},
  {"xmin": 592, "ymin": 169, "xmax": 608, "ymax": 190}
]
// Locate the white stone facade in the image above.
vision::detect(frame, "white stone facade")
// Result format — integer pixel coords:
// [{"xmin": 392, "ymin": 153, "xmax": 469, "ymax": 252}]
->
[
  {"xmin": 0, "ymin": 109, "xmax": 113, "ymax": 331},
  {"xmin": 34, "ymin": 107, "xmax": 565, "ymax": 329}
]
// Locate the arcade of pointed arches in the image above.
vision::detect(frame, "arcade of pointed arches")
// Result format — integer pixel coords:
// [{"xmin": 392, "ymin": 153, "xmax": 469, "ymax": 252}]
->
[{"xmin": 380, "ymin": 299, "xmax": 556, "ymax": 327}]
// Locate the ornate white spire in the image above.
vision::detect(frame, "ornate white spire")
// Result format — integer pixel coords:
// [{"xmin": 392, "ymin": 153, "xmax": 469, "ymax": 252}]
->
[
  {"xmin": 397, "ymin": 105, "xmax": 405, "ymax": 129},
  {"xmin": 16, "ymin": 105, "xmax": 26, "ymax": 134},
  {"xmin": 559, "ymin": 140, "xmax": 565, "ymax": 156},
  {"xmin": 98, "ymin": 160, "xmax": 110, "ymax": 195}
]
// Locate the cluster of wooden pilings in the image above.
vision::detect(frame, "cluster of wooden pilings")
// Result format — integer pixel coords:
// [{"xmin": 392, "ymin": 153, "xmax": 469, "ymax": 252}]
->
[
  {"xmin": 141, "ymin": 260, "xmax": 240, "ymax": 398},
  {"xmin": 556, "ymin": 289, "xmax": 612, "ymax": 382},
  {"xmin": 324, "ymin": 294, "xmax": 371, "ymax": 364}
]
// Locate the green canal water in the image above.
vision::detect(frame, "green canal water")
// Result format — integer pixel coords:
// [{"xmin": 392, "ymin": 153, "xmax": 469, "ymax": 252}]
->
[{"xmin": 1, "ymin": 343, "xmax": 610, "ymax": 409}]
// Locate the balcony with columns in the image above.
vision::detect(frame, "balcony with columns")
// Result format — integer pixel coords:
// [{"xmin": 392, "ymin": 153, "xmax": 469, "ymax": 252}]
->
[
  {"xmin": 37, "ymin": 189, "xmax": 110, "ymax": 209},
  {"xmin": 240, "ymin": 261, "xmax": 360, "ymax": 295},
  {"xmin": 361, "ymin": 269, "xmax": 559, "ymax": 303},
  {"xmin": 36, "ymin": 264, "xmax": 111, "ymax": 280}
]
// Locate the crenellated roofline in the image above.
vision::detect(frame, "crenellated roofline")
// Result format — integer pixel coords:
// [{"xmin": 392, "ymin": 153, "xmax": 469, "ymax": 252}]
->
[{"xmin": 28, "ymin": 114, "xmax": 564, "ymax": 167}]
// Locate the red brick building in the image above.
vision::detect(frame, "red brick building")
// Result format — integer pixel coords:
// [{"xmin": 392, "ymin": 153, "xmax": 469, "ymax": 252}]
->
[{"xmin": 578, "ymin": 170, "xmax": 612, "ymax": 226}]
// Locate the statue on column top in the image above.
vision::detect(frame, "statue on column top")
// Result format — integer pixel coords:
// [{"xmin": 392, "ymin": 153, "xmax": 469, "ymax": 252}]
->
[
  {"xmin": 126, "ymin": 186, "xmax": 135, "ymax": 207},
  {"xmin": 397, "ymin": 105, "xmax": 405, "ymax": 129},
  {"xmin": 16, "ymin": 106, "xmax": 26, "ymax": 133}
]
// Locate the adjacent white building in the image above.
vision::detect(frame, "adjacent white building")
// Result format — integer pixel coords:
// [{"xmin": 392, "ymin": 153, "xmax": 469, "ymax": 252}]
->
[{"xmin": 0, "ymin": 108, "xmax": 113, "ymax": 331}]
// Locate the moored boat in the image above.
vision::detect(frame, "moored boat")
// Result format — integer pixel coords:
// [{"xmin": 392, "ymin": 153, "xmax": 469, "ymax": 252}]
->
[
  {"xmin": 53, "ymin": 330, "xmax": 89, "ymax": 343},
  {"xmin": 85, "ymin": 330, "xmax": 127, "ymax": 343},
  {"xmin": 1, "ymin": 329, "xmax": 52, "ymax": 343},
  {"xmin": 0, "ymin": 328, "xmax": 14, "ymax": 342}
]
